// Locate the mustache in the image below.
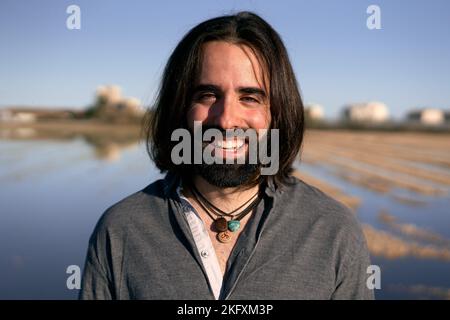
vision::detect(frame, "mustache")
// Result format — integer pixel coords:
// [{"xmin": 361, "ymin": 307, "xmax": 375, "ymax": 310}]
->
[{"xmin": 190, "ymin": 125, "xmax": 252, "ymax": 139}]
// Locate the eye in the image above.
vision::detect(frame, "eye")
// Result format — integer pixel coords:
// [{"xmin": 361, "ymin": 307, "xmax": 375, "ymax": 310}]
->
[
  {"xmin": 197, "ymin": 93, "xmax": 216, "ymax": 102},
  {"xmin": 241, "ymin": 96, "xmax": 259, "ymax": 103}
]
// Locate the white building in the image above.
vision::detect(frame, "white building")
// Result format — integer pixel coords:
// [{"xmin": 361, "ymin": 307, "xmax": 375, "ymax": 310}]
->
[
  {"xmin": 120, "ymin": 97, "xmax": 145, "ymax": 115},
  {"xmin": 342, "ymin": 102, "xmax": 389, "ymax": 123},
  {"xmin": 304, "ymin": 103, "xmax": 324, "ymax": 120},
  {"xmin": 96, "ymin": 85, "xmax": 122, "ymax": 105},
  {"xmin": 96, "ymin": 85, "xmax": 144, "ymax": 115},
  {"xmin": 0, "ymin": 109, "xmax": 36, "ymax": 123},
  {"xmin": 407, "ymin": 108, "xmax": 445, "ymax": 125}
]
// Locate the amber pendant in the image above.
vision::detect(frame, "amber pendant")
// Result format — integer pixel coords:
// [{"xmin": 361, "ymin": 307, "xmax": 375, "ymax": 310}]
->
[
  {"xmin": 214, "ymin": 217, "xmax": 228, "ymax": 232},
  {"xmin": 217, "ymin": 230, "xmax": 232, "ymax": 243}
]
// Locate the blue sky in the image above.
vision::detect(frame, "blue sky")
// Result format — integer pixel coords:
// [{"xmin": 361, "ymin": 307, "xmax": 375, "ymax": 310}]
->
[{"xmin": 1, "ymin": 0, "xmax": 449, "ymax": 119}]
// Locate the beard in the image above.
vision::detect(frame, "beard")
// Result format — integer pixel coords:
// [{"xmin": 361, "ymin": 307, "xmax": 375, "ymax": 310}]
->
[
  {"xmin": 185, "ymin": 124, "xmax": 266, "ymax": 188},
  {"xmin": 193, "ymin": 162, "xmax": 260, "ymax": 188}
]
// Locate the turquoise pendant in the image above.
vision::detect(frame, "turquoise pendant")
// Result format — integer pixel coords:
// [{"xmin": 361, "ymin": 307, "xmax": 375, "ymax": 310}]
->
[{"xmin": 228, "ymin": 220, "xmax": 240, "ymax": 232}]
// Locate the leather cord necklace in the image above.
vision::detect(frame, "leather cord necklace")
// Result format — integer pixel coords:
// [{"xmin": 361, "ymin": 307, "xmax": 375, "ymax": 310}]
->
[
  {"xmin": 192, "ymin": 182, "xmax": 259, "ymax": 217},
  {"xmin": 190, "ymin": 182, "xmax": 262, "ymax": 243}
]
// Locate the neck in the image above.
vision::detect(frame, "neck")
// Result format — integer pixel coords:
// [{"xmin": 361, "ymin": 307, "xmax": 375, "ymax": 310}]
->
[{"xmin": 189, "ymin": 175, "xmax": 261, "ymax": 213}]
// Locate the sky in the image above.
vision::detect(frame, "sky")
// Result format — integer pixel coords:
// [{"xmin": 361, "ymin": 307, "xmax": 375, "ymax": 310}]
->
[{"xmin": 1, "ymin": 0, "xmax": 449, "ymax": 119}]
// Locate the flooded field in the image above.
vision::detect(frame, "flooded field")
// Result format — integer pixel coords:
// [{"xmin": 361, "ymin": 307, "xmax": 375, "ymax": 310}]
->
[
  {"xmin": 1, "ymin": 124, "xmax": 449, "ymax": 299},
  {"xmin": 297, "ymin": 130, "xmax": 450, "ymax": 299}
]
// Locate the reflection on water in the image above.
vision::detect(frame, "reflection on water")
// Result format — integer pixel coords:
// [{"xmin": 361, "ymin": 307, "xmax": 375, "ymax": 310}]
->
[
  {"xmin": 388, "ymin": 284, "xmax": 450, "ymax": 300},
  {"xmin": 363, "ymin": 224, "xmax": 450, "ymax": 261},
  {"xmin": 1, "ymin": 125, "xmax": 450, "ymax": 299},
  {"xmin": 378, "ymin": 210, "xmax": 450, "ymax": 247},
  {"xmin": 0, "ymin": 124, "xmax": 161, "ymax": 299},
  {"xmin": 295, "ymin": 160, "xmax": 450, "ymax": 300},
  {"xmin": 0, "ymin": 122, "xmax": 141, "ymax": 162}
]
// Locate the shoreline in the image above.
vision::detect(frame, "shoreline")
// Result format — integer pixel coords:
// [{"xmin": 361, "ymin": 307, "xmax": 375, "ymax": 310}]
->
[{"xmin": 0, "ymin": 119, "xmax": 142, "ymax": 132}]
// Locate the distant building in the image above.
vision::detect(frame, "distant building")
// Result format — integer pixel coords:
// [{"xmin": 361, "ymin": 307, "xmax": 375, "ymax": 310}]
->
[
  {"xmin": 304, "ymin": 103, "xmax": 324, "ymax": 121},
  {"xmin": 118, "ymin": 97, "xmax": 145, "ymax": 115},
  {"xmin": 342, "ymin": 102, "xmax": 389, "ymax": 123},
  {"xmin": 0, "ymin": 108, "xmax": 37, "ymax": 123},
  {"xmin": 96, "ymin": 85, "xmax": 122, "ymax": 105},
  {"xmin": 11, "ymin": 112, "xmax": 37, "ymax": 123},
  {"xmin": 0, "ymin": 107, "xmax": 81, "ymax": 123},
  {"xmin": 407, "ymin": 108, "xmax": 445, "ymax": 125},
  {"xmin": 0, "ymin": 85, "xmax": 145, "ymax": 124},
  {"xmin": 94, "ymin": 85, "xmax": 144, "ymax": 116}
]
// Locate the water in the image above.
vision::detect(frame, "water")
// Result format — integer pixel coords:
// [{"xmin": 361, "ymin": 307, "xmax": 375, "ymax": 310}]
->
[
  {"xmin": 295, "ymin": 162, "xmax": 450, "ymax": 299},
  {"xmin": 1, "ymin": 134, "xmax": 449, "ymax": 299},
  {"xmin": 0, "ymin": 136, "xmax": 162, "ymax": 299}
]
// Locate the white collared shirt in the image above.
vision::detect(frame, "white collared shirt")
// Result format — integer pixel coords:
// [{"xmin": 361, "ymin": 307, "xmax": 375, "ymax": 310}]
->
[{"xmin": 176, "ymin": 184, "xmax": 223, "ymax": 299}]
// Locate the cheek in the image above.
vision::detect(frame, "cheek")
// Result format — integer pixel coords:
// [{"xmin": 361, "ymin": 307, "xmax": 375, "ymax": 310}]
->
[{"xmin": 243, "ymin": 108, "xmax": 271, "ymax": 129}]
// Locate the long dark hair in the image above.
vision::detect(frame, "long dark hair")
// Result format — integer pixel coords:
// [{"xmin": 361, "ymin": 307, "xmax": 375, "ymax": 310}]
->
[{"xmin": 143, "ymin": 11, "xmax": 305, "ymax": 187}]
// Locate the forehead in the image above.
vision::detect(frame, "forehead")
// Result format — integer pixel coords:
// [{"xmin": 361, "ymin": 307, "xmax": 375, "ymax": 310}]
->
[{"xmin": 198, "ymin": 41, "xmax": 267, "ymax": 89}]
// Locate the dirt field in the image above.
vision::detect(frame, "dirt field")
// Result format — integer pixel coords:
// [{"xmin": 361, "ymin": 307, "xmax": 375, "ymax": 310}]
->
[
  {"xmin": 295, "ymin": 129, "xmax": 450, "ymax": 264},
  {"xmin": 300, "ymin": 129, "xmax": 450, "ymax": 196}
]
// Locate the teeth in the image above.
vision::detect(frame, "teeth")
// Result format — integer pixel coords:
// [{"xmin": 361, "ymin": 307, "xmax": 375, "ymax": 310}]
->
[{"xmin": 213, "ymin": 138, "xmax": 245, "ymax": 150}]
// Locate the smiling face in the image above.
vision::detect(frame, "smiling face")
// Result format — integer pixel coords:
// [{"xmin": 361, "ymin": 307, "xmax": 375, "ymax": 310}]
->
[
  {"xmin": 147, "ymin": 13, "xmax": 305, "ymax": 188},
  {"xmin": 186, "ymin": 41, "xmax": 271, "ymax": 187},
  {"xmin": 187, "ymin": 41, "xmax": 271, "ymax": 160}
]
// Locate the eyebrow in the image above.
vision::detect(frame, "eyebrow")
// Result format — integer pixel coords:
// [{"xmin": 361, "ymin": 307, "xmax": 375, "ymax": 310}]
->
[{"xmin": 192, "ymin": 84, "xmax": 267, "ymax": 98}]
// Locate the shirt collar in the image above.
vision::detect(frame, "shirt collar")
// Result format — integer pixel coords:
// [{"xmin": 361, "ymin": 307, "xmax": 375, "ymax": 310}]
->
[{"xmin": 162, "ymin": 171, "xmax": 280, "ymax": 199}]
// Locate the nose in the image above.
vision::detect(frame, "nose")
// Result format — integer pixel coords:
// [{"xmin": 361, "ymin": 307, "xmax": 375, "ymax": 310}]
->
[{"xmin": 210, "ymin": 95, "xmax": 243, "ymax": 129}]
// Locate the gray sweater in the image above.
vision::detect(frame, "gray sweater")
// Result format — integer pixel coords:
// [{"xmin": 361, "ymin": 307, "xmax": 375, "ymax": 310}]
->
[{"xmin": 79, "ymin": 173, "xmax": 374, "ymax": 300}]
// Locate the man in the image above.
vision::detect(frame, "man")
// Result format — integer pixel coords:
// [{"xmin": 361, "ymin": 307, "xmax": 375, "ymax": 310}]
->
[{"xmin": 80, "ymin": 11, "xmax": 374, "ymax": 300}]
